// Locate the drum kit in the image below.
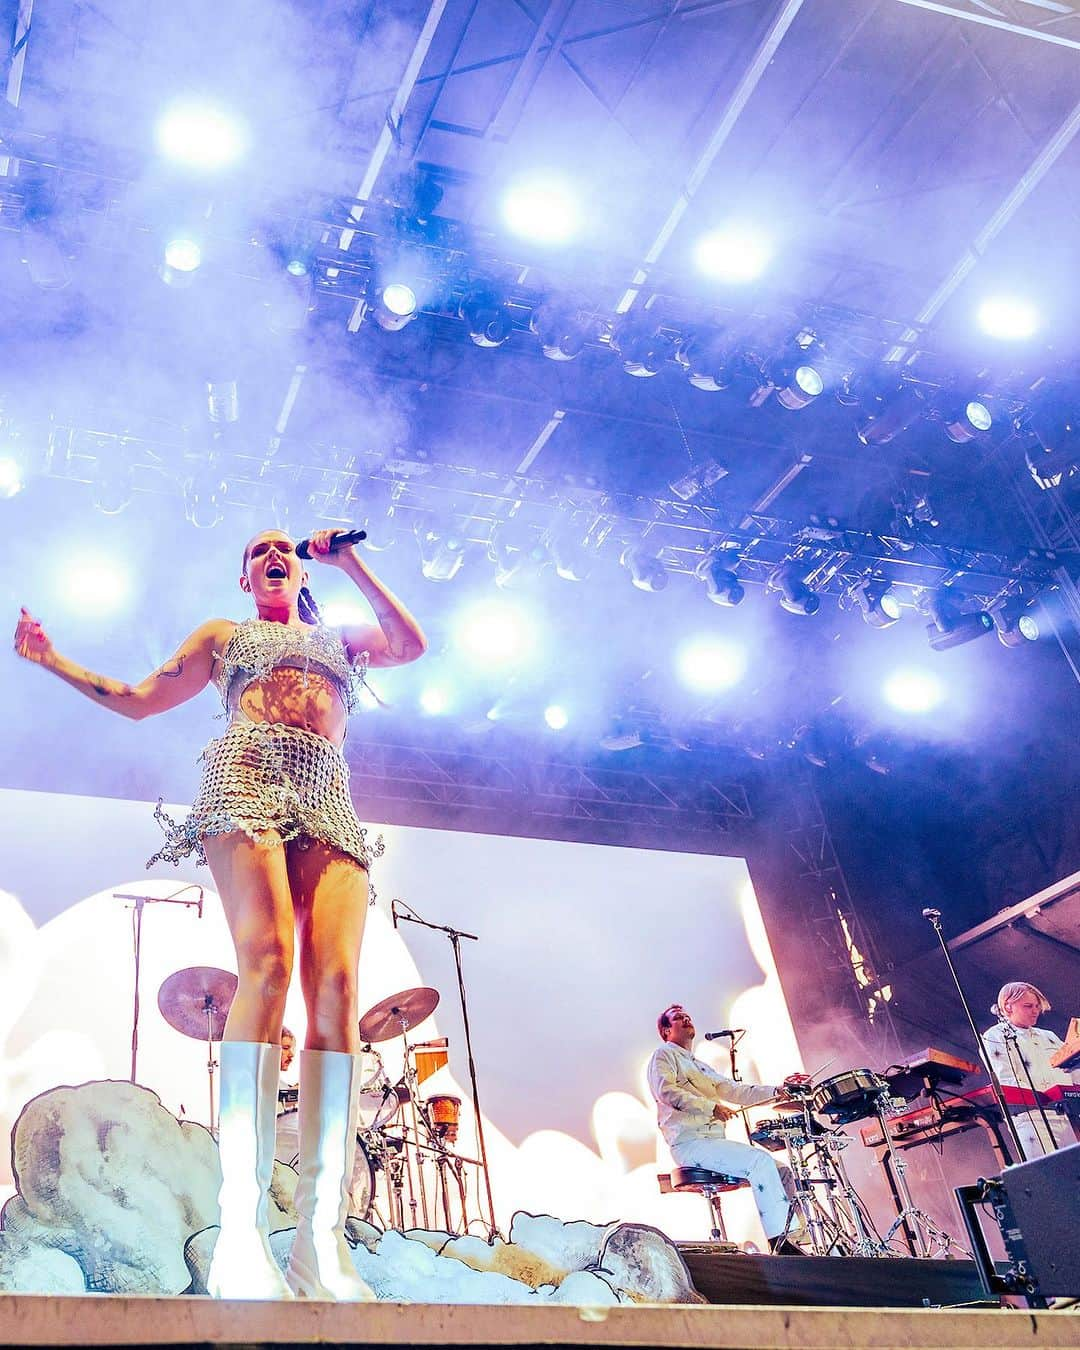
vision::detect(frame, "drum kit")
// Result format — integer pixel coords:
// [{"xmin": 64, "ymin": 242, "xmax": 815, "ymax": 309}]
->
[
  {"xmin": 748, "ymin": 1066, "xmax": 966, "ymax": 1258},
  {"xmin": 156, "ymin": 968, "xmax": 483, "ymax": 1234}
]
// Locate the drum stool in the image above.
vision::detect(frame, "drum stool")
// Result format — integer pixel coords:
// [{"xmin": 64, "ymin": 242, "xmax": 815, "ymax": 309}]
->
[{"xmin": 658, "ymin": 1166, "xmax": 750, "ymax": 1243}]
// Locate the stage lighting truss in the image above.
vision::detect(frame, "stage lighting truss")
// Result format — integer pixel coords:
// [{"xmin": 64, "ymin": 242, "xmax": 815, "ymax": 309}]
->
[
  {"xmin": 849, "ymin": 378, "xmax": 928, "ymax": 447},
  {"xmin": 676, "ymin": 334, "xmax": 743, "ymax": 392},
  {"xmin": 768, "ymin": 561, "xmax": 821, "ymax": 615},
  {"xmin": 920, "ymin": 587, "xmax": 994, "ymax": 651},
  {"xmin": 768, "ymin": 332, "xmax": 827, "ymax": 411}
]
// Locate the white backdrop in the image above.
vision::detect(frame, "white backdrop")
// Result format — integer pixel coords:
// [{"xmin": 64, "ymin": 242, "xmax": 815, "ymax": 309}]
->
[{"xmin": 0, "ymin": 786, "xmax": 801, "ymax": 1242}]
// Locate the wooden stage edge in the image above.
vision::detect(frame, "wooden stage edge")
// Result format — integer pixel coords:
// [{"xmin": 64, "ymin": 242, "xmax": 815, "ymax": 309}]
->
[{"xmin": 0, "ymin": 1297, "xmax": 1076, "ymax": 1350}]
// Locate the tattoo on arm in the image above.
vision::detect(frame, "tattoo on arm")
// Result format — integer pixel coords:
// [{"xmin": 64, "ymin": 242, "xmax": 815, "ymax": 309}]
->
[
  {"xmin": 155, "ymin": 655, "xmax": 186, "ymax": 680},
  {"xmin": 87, "ymin": 670, "xmax": 133, "ymax": 698}
]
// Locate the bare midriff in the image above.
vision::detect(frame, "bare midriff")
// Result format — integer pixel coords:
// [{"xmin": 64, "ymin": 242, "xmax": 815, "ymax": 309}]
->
[{"xmin": 232, "ymin": 667, "xmax": 348, "ymax": 748}]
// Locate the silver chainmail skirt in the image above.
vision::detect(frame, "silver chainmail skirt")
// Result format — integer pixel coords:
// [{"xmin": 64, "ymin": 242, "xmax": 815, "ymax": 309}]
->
[{"xmin": 147, "ymin": 719, "xmax": 384, "ymax": 880}]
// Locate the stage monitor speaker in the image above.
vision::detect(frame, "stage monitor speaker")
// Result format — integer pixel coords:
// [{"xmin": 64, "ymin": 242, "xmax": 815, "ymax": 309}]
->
[{"xmin": 997, "ymin": 1142, "xmax": 1080, "ymax": 1297}]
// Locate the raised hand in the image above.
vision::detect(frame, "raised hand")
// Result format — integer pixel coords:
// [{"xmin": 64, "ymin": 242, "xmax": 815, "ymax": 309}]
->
[
  {"xmin": 305, "ymin": 529, "xmax": 353, "ymax": 566},
  {"xmin": 14, "ymin": 608, "xmax": 54, "ymax": 666}
]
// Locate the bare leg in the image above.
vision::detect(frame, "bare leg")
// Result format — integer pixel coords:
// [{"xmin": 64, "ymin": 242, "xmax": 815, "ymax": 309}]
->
[
  {"xmin": 201, "ymin": 829, "xmax": 296, "ymax": 1300},
  {"xmin": 204, "ymin": 829, "xmax": 295, "ymax": 1042},
  {"xmin": 287, "ymin": 838, "xmax": 369, "ymax": 1050},
  {"xmin": 285, "ymin": 838, "xmax": 373, "ymax": 1299}
]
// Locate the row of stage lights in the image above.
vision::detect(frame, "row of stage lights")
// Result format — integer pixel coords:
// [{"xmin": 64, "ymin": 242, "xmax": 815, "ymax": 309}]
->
[
  {"xmin": 142, "ymin": 100, "xmax": 1045, "ymax": 345},
  {"xmin": 12, "ymin": 99, "xmax": 1026, "ymax": 458}
]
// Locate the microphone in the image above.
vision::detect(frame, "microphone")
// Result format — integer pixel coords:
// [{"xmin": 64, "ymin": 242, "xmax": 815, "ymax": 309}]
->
[
  {"xmin": 703, "ymin": 1029, "xmax": 744, "ymax": 1040},
  {"xmin": 921, "ymin": 908, "xmax": 941, "ymax": 920},
  {"xmin": 296, "ymin": 528, "xmax": 367, "ymax": 559}
]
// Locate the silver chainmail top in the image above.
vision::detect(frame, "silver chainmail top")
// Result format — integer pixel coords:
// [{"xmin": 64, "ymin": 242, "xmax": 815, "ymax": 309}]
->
[
  {"xmin": 212, "ymin": 618, "xmax": 369, "ymax": 715},
  {"xmin": 146, "ymin": 619, "xmax": 384, "ymax": 885}
]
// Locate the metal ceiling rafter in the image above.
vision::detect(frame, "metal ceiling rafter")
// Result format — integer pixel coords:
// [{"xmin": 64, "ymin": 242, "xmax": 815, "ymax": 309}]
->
[
  {"xmin": 1, "ymin": 0, "xmax": 33, "ymax": 177},
  {"xmin": 614, "ymin": 0, "xmax": 808, "ymax": 315},
  {"xmin": 894, "ymin": 0, "xmax": 1080, "ymax": 52},
  {"xmin": 884, "ymin": 94, "xmax": 1080, "ymax": 362}
]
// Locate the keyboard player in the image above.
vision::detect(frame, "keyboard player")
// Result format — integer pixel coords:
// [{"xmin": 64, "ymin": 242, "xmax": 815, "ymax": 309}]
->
[{"xmin": 983, "ymin": 981, "xmax": 1079, "ymax": 1156}]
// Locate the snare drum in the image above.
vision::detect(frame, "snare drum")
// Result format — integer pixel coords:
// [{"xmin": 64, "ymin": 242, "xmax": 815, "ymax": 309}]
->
[
  {"xmin": 274, "ymin": 1110, "xmax": 375, "ymax": 1218},
  {"xmin": 427, "ymin": 1093, "xmax": 461, "ymax": 1143},
  {"xmin": 811, "ymin": 1068, "xmax": 889, "ymax": 1124}
]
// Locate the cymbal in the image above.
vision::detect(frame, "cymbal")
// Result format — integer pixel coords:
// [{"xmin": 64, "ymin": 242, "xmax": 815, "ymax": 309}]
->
[
  {"xmin": 157, "ymin": 966, "xmax": 237, "ymax": 1042},
  {"xmin": 358, "ymin": 986, "xmax": 439, "ymax": 1044}
]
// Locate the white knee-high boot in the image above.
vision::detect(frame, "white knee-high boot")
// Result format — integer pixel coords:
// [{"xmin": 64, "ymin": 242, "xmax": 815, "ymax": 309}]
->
[
  {"xmin": 285, "ymin": 1049, "xmax": 375, "ymax": 1300},
  {"xmin": 207, "ymin": 1041, "xmax": 293, "ymax": 1300}
]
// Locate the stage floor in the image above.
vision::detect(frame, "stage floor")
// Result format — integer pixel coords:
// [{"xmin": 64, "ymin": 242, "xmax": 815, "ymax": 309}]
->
[{"xmin": 0, "ymin": 1297, "xmax": 1076, "ymax": 1350}]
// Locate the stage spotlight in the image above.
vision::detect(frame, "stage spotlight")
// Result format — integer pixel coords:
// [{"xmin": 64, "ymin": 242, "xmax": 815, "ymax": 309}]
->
[
  {"xmin": 529, "ymin": 306, "xmax": 589, "ymax": 361},
  {"xmin": 852, "ymin": 381, "xmax": 926, "ymax": 446},
  {"xmin": 161, "ymin": 236, "xmax": 202, "ymax": 287},
  {"xmin": 621, "ymin": 545, "xmax": 668, "ymax": 592},
  {"xmin": 494, "ymin": 540, "xmax": 549, "ymax": 589},
  {"xmin": 155, "ymin": 101, "xmax": 248, "ymax": 171},
  {"xmin": 184, "ymin": 463, "xmax": 227, "ymax": 529},
  {"xmin": 792, "ymin": 723, "xmax": 830, "ymax": 768},
  {"xmin": 696, "ymin": 555, "xmax": 745, "ymax": 607},
  {"xmin": 694, "ymin": 226, "xmax": 771, "ymax": 283},
  {"xmin": 853, "ymin": 578, "xmax": 901, "ymax": 628},
  {"xmin": 549, "ymin": 525, "xmax": 592, "ymax": 582},
  {"xmin": 544, "ymin": 704, "xmax": 569, "ymax": 730},
  {"xmin": 769, "ymin": 562, "xmax": 820, "ymax": 615},
  {"xmin": 0, "ymin": 455, "xmax": 25, "ymax": 499},
  {"xmin": 617, "ymin": 329, "xmax": 673, "ymax": 378},
  {"xmin": 61, "ymin": 554, "xmax": 132, "ymax": 618},
  {"xmin": 676, "ymin": 637, "xmax": 746, "ymax": 693},
  {"xmin": 20, "ymin": 219, "xmax": 71, "ymax": 291},
  {"xmin": 942, "ymin": 399, "xmax": 992, "ymax": 444},
  {"xmin": 419, "ymin": 525, "xmax": 466, "ymax": 582},
  {"xmin": 501, "ymin": 176, "xmax": 580, "ymax": 245},
  {"xmin": 365, "ymin": 280, "xmax": 419, "ymax": 333},
  {"xmin": 774, "ymin": 363, "xmax": 825, "ymax": 411},
  {"xmin": 455, "ymin": 599, "xmax": 536, "ymax": 667},
  {"xmin": 420, "ymin": 686, "xmax": 450, "ymax": 716},
  {"xmin": 923, "ymin": 589, "xmax": 993, "ymax": 650},
  {"xmin": 883, "ymin": 668, "xmax": 944, "ymax": 714},
  {"xmin": 460, "ymin": 287, "xmax": 514, "ymax": 348},
  {"xmin": 678, "ymin": 335, "xmax": 741, "ymax": 392},
  {"xmin": 285, "ymin": 251, "xmax": 313, "ymax": 278},
  {"xmin": 978, "ymin": 296, "xmax": 1039, "ymax": 341},
  {"xmin": 991, "ymin": 598, "xmax": 1040, "ymax": 648}
]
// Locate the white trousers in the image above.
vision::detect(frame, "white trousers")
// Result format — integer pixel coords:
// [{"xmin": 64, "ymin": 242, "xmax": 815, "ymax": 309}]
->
[
  {"xmin": 1011, "ymin": 1107, "xmax": 1076, "ymax": 1158},
  {"xmin": 671, "ymin": 1133, "xmax": 794, "ymax": 1239}
]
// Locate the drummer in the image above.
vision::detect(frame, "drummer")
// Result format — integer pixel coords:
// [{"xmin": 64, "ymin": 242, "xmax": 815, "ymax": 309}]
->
[
  {"xmin": 648, "ymin": 1005, "xmax": 810, "ymax": 1253},
  {"xmin": 280, "ymin": 1027, "xmax": 298, "ymax": 1088}
]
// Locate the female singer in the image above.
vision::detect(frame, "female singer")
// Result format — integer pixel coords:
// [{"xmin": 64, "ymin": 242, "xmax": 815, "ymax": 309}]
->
[{"xmin": 14, "ymin": 529, "xmax": 426, "ymax": 1299}]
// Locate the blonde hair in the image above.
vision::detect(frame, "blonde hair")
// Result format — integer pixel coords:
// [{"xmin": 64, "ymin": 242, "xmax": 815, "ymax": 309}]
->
[{"xmin": 992, "ymin": 981, "xmax": 1051, "ymax": 1018}]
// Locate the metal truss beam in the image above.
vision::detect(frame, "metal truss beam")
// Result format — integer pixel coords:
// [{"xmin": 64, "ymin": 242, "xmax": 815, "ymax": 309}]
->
[
  {"xmin": 41, "ymin": 420, "xmax": 1063, "ymax": 603},
  {"xmin": 345, "ymin": 736, "xmax": 754, "ymax": 835},
  {"xmin": 616, "ymin": 0, "xmax": 808, "ymax": 315},
  {"xmin": 894, "ymin": 0, "xmax": 1080, "ymax": 52}
]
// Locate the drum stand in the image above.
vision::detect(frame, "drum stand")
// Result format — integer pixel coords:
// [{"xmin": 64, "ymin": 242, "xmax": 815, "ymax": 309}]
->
[
  {"xmin": 874, "ymin": 1098, "xmax": 969, "ymax": 1258},
  {"xmin": 778, "ymin": 1104, "xmax": 853, "ymax": 1256},
  {"xmin": 819, "ymin": 1133, "xmax": 890, "ymax": 1258}
]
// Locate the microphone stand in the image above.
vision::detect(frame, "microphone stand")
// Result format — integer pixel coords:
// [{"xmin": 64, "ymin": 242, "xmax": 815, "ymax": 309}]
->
[
  {"xmin": 114, "ymin": 885, "xmax": 204, "ymax": 1084},
  {"xmin": 393, "ymin": 899, "xmax": 500, "ymax": 1239},
  {"xmin": 922, "ymin": 909, "xmax": 1027, "ymax": 1163},
  {"xmin": 1000, "ymin": 1023, "xmax": 1059, "ymax": 1153}
]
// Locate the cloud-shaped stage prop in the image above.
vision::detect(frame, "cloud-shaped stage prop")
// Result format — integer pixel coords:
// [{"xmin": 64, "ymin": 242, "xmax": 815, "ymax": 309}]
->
[{"xmin": 0, "ymin": 1081, "xmax": 703, "ymax": 1304}]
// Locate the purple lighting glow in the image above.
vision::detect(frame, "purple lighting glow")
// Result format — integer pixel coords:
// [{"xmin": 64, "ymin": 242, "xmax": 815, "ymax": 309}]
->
[{"xmin": 883, "ymin": 668, "xmax": 945, "ymax": 715}]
